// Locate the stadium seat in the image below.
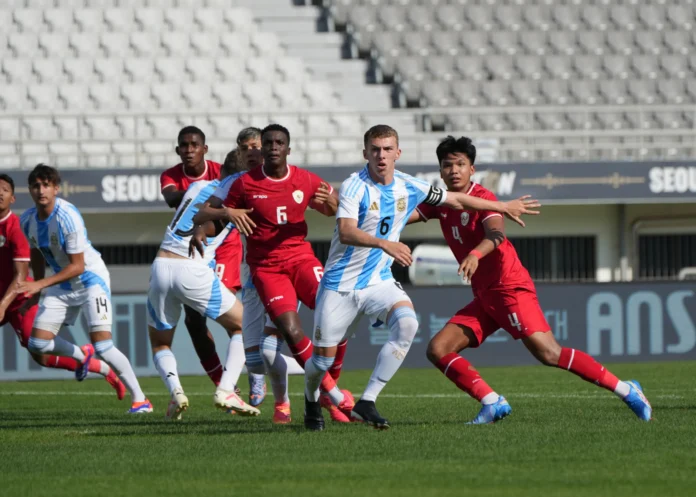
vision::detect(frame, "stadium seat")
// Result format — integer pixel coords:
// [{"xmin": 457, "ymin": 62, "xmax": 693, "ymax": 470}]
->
[
  {"xmin": 161, "ymin": 32, "xmax": 190, "ymax": 57},
  {"xmin": 13, "ymin": 8, "xmax": 44, "ymax": 33},
  {"xmin": 510, "ymin": 80, "xmax": 542, "ymax": 106},
  {"xmin": 430, "ymin": 30, "xmax": 459, "ymax": 56},
  {"xmin": 104, "ymin": 7, "xmax": 134, "ymax": 32},
  {"xmin": 635, "ymin": 31, "xmax": 663, "ymax": 55},
  {"xmin": 631, "ymin": 55, "xmax": 660, "ymax": 79},
  {"xmin": 134, "ymin": 8, "xmax": 164, "ymax": 32},
  {"xmin": 637, "ymin": 5, "xmax": 666, "ymax": 31},
  {"xmin": 466, "ymin": 6, "xmax": 495, "ymax": 32},
  {"xmin": 407, "ymin": 5, "xmax": 436, "ymax": 32},
  {"xmin": 486, "ymin": 55, "xmax": 516, "ymax": 81},
  {"xmin": 522, "ymin": 5, "xmax": 552, "ymax": 32},
  {"xmin": 660, "ymin": 56, "xmax": 688, "ymax": 79},
  {"xmin": 599, "ymin": 79, "xmax": 629, "ymax": 105},
  {"xmin": 247, "ymin": 58, "xmax": 277, "ymax": 82},
  {"xmin": 450, "ymin": 81, "xmax": 482, "ymax": 107},
  {"xmin": 2, "ymin": 59, "xmax": 33, "ymax": 85},
  {"xmin": 544, "ymin": 55, "xmax": 573, "ymax": 80},
  {"xmin": 547, "ymin": 31, "xmax": 577, "ymax": 56},
  {"xmin": 100, "ymin": 32, "xmax": 130, "ymax": 58},
  {"xmin": 273, "ymin": 81, "xmax": 306, "ymax": 109},
  {"xmin": 459, "ymin": 31, "xmax": 489, "ymax": 56},
  {"xmin": 121, "ymin": 83, "xmax": 153, "ymax": 110},
  {"xmin": 628, "ymin": 79, "xmax": 658, "ymax": 104},
  {"xmin": 434, "ymin": 5, "xmax": 464, "ymax": 32},
  {"xmin": 69, "ymin": 32, "xmax": 100, "ymax": 58},
  {"xmin": 60, "ymin": 84, "xmax": 92, "ymax": 111},
  {"xmin": 664, "ymin": 31, "xmax": 690, "ymax": 55},
  {"xmin": 602, "ymin": 55, "xmax": 631, "ymax": 80},
  {"xmin": 27, "ymin": 84, "xmax": 63, "ymax": 111},
  {"xmin": 89, "ymin": 83, "xmax": 120, "ymax": 110},
  {"xmin": 553, "ymin": 5, "xmax": 581, "ymax": 32},
  {"xmin": 377, "ymin": 5, "xmax": 408, "ymax": 32},
  {"xmin": 275, "ymin": 57, "xmax": 306, "ymax": 82},
  {"xmin": 194, "ymin": 8, "xmax": 225, "ymax": 32},
  {"xmin": 218, "ymin": 32, "xmax": 251, "ymax": 58},
  {"xmin": 39, "ymin": 32, "xmax": 71, "ymax": 58},
  {"xmin": 211, "ymin": 83, "xmax": 243, "ymax": 108},
  {"xmin": 33, "ymin": 59, "xmax": 66, "ymax": 84},
  {"xmin": 577, "ymin": 31, "xmax": 606, "ymax": 56},
  {"xmin": 572, "ymin": 55, "xmax": 603, "ymax": 80},
  {"xmin": 43, "ymin": 7, "xmax": 74, "ymax": 31},
  {"xmin": 582, "ymin": 5, "xmax": 610, "ymax": 31},
  {"xmin": 667, "ymin": 4, "xmax": 694, "ymax": 31},
  {"xmin": 0, "ymin": 85, "xmax": 28, "ymax": 112},
  {"xmin": 402, "ymin": 32, "xmax": 432, "ymax": 57},
  {"xmin": 606, "ymin": 31, "xmax": 635, "ymax": 55},
  {"xmin": 657, "ymin": 80, "xmax": 687, "ymax": 105},
  {"xmin": 422, "ymin": 80, "xmax": 455, "ymax": 107},
  {"xmin": 570, "ymin": 80, "xmax": 600, "ymax": 105},
  {"xmin": 519, "ymin": 31, "xmax": 548, "ymax": 56},
  {"xmin": 130, "ymin": 32, "xmax": 161, "ymax": 57},
  {"xmin": 425, "ymin": 56, "xmax": 456, "ymax": 82},
  {"xmin": 8, "ymin": 32, "xmax": 40, "ymax": 58},
  {"xmin": 73, "ymin": 8, "xmax": 103, "ymax": 32},
  {"xmin": 541, "ymin": 80, "xmax": 570, "ymax": 105},
  {"xmin": 124, "ymin": 58, "xmax": 156, "ymax": 83}
]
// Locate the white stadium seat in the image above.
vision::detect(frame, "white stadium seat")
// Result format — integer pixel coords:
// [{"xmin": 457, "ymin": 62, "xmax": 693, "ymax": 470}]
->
[
  {"xmin": 2, "ymin": 59, "xmax": 33, "ymax": 84},
  {"xmin": 13, "ymin": 9, "xmax": 45, "ymax": 33},
  {"xmin": 27, "ymin": 84, "xmax": 63, "ymax": 111},
  {"xmin": 94, "ymin": 57, "xmax": 125, "ymax": 84},
  {"xmin": 64, "ymin": 58, "xmax": 97, "ymax": 84},
  {"xmin": 44, "ymin": 8, "xmax": 75, "ymax": 33}
]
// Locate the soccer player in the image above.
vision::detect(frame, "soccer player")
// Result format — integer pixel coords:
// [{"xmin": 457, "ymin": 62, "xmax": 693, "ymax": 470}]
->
[
  {"xmin": 303, "ymin": 125, "xmax": 540, "ymax": 431},
  {"xmin": 160, "ymin": 125, "xmax": 233, "ymax": 390},
  {"xmin": 18, "ymin": 165, "xmax": 150, "ymax": 413},
  {"xmin": 194, "ymin": 124, "xmax": 352, "ymax": 423},
  {"xmin": 413, "ymin": 136, "xmax": 652, "ymax": 423},
  {"xmin": 148, "ymin": 161, "xmax": 259, "ymax": 421},
  {"xmin": 0, "ymin": 174, "xmax": 124, "ymax": 397}
]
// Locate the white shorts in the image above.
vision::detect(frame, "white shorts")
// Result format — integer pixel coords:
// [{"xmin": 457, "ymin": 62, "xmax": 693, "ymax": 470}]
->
[
  {"xmin": 35, "ymin": 284, "xmax": 112, "ymax": 334},
  {"xmin": 147, "ymin": 257, "xmax": 237, "ymax": 331},
  {"xmin": 313, "ymin": 279, "xmax": 411, "ymax": 347}
]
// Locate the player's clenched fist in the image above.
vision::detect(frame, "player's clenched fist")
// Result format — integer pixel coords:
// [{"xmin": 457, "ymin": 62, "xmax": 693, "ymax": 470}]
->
[
  {"xmin": 381, "ymin": 240, "xmax": 413, "ymax": 267},
  {"xmin": 503, "ymin": 195, "xmax": 541, "ymax": 227},
  {"xmin": 458, "ymin": 253, "xmax": 479, "ymax": 283},
  {"xmin": 225, "ymin": 207, "xmax": 256, "ymax": 236}
]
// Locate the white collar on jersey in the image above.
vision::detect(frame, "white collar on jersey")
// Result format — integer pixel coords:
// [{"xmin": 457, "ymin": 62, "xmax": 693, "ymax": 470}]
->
[
  {"xmin": 0, "ymin": 211, "xmax": 12, "ymax": 223},
  {"xmin": 261, "ymin": 165, "xmax": 292, "ymax": 182},
  {"xmin": 182, "ymin": 161, "xmax": 209, "ymax": 181}
]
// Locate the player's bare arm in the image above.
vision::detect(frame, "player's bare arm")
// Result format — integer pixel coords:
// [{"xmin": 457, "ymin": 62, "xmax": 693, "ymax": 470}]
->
[
  {"xmin": 406, "ymin": 210, "xmax": 422, "ymax": 225},
  {"xmin": 189, "ymin": 222, "xmax": 222, "ymax": 258},
  {"xmin": 458, "ymin": 216, "xmax": 506, "ymax": 282},
  {"xmin": 0, "ymin": 259, "xmax": 28, "ymax": 323},
  {"xmin": 310, "ymin": 183, "xmax": 339, "ymax": 217},
  {"xmin": 443, "ymin": 193, "xmax": 540, "ymax": 227},
  {"xmin": 18, "ymin": 251, "xmax": 85, "ymax": 297},
  {"xmin": 161, "ymin": 185, "xmax": 186, "ymax": 209},
  {"xmin": 338, "ymin": 218, "xmax": 412, "ymax": 267}
]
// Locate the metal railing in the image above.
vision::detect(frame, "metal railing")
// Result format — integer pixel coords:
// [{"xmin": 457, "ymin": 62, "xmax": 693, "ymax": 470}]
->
[{"xmin": 1, "ymin": 105, "xmax": 694, "ymax": 168}]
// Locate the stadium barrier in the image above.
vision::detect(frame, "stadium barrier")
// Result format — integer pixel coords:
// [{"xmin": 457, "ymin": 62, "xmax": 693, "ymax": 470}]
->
[{"xmin": 2, "ymin": 281, "xmax": 694, "ymax": 381}]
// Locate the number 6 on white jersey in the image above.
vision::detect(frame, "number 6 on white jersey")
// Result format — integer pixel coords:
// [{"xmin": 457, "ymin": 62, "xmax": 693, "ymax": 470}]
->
[{"xmin": 277, "ymin": 206, "xmax": 287, "ymax": 225}]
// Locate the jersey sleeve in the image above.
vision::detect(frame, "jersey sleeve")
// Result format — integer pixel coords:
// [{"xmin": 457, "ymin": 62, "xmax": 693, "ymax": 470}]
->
[
  {"xmin": 336, "ymin": 176, "xmax": 364, "ymax": 220},
  {"xmin": 307, "ymin": 171, "xmax": 334, "ymax": 211},
  {"xmin": 222, "ymin": 175, "xmax": 245, "ymax": 209},
  {"xmin": 477, "ymin": 189, "xmax": 503, "ymax": 223},
  {"xmin": 212, "ymin": 173, "xmax": 239, "ymax": 201},
  {"xmin": 415, "ymin": 202, "xmax": 438, "ymax": 221},
  {"xmin": 8, "ymin": 219, "xmax": 30, "ymax": 261},
  {"xmin": 62, "ymin": 211, "xmax": 88, "ymax": 255},
  {"xmin": 403, "ymin": 174, "xmax": 447, "ymax": 207},
  {"xmin": 160, "ymin": 168, "xmax": 179, "ymax": 191}
]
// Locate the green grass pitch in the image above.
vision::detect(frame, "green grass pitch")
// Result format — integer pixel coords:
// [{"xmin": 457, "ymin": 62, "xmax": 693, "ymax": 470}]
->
[{"xmin": 1, "ymin": 361, "xmax": 695, "ymax": 497}]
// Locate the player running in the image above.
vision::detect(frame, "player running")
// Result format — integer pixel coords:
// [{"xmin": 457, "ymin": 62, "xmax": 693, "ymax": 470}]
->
[
  {"xmin": 160, "ymin": 126, "xmax": 259, "ymax": 395},
  {"xmin": 0, "ymin": 174, "xmax": 124, "ymax": 397},
  {"xmin": 149, "ymin": 159, "xmax": 260, "ymax": 420},
  {"xmin": 18, "ymin": 165, "xmax": 150, "ymax": 413},
  {"xmin": 193, "ymin": 124, "xmax": 352, "ymax": 423},
  {"xmin": 303, "ymin": 125, "xmax": 540, "ymax": 431},
  {"xmin": 412, "ymin": 136, "xmax": 652, "ymax": 423}
]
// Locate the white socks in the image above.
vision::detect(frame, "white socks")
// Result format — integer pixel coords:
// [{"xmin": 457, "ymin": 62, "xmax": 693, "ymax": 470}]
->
[
  {"xmin": 261, "ymin": 335, "xmax": 289, "ymax": 404},
  {"xmin": 481, "ymin": 392, "xmax": 500, "ymax": 405},
  {"xmin": 27, "ymin": 336, "xmax": 84, "ymax": 361},
  {"xmin": 362, "ymin": 307, "xmax": 419, "ymax": 402},
  {"xmin": 304, "ymin": 354, "xmax": 335, "ymax": 403},
  {"xmin": 96, "ymin": 340, "xmax": 146, "ymax": 402},
  {"xmin": 154, "ymin": 349, "xmax": 182, "ymax": 395},
  {"xmin": 219, "ymin": 334, "xmax": 246, "ymax": 392},
  {"xmin": 614, "ymin": 380, "xmax": 631, "ymax": 399}
]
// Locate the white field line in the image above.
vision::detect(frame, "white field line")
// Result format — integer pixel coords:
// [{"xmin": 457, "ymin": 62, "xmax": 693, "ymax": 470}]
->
[{"xmin": 0, "ymin": 391, "xmax": 685, "ymax": 400}]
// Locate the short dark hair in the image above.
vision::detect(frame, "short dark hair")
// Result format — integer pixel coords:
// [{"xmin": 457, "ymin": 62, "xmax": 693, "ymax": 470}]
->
[
  {"xmin": 0, "ymin": 173, "xmax": 15, "ymax": 193},
  {"xmin": 363, "ymin": 125, "xmax": 399, "ymax": 148},
  {"xmin": 261, "ymin": 124, "xmax": 290, "ymax": 145},
  {"xmin": 222, "ymin": 149, "xmax": 239, "ymax": 176},
  {"xmin": 236, "ymin": 127, "xmax": 262, "ymax": 145},
  {"xmin": 177, "ymin": 126, "xmax": 206, "ymax": 144},
  {"xmin": 436, "ymin": 136, "xmax": 477, "ymax": 165},
  {"xmin": 28, "ymin": 163, "xmax": 61, "ymax": 187}
]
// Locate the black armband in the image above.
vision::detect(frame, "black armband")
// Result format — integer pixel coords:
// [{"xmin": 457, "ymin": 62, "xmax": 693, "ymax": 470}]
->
[{"xmin": 424, "ymin": 186, "xmax": 444, "ymax": 206}]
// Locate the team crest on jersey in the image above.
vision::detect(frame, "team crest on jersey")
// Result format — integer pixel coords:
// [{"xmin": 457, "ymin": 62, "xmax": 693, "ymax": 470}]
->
[
  {"xmin": 396, "ymin": 197, "xmax": 406, "ymax": 212},
  {"xmin": 293, "ymin": 190, "xmax": 304, "ymax": 204},
  {"xmin": 460, "ymin": 212, "xmax": 470, "ymax": 226},
  {"xmin": 50, "ymin": 233, "xmax": 59, "ymax": 246},
  {"xmin": 314, "ymin": 326, "xmax": 322, "ymax": 341},
  {"xmin": 0, "ymin": 235, "xmax": 5, "ymax": 247}
]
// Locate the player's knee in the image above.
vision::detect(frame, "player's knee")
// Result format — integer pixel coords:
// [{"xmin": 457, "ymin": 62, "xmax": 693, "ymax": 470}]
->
[
  {"xmin": 388, "ymin": 307, "xmax": 419, "ymax": 350},
  {"xmin": 426, "ymin": 339, "xmax": 447, "ymax": 364},
  {"xmin": 27, "ymin": 337, "xmax": 52, "ymax": 354},
  {"xmin": 536, "ymin": 343, "xmax": 561, "ymax": 366}
]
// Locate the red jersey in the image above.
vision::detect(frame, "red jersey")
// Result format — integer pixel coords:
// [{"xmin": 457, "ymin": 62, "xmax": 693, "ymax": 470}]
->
[
  {"xmin": 416, "ymin": 183, "xmax": 531, "ymax": 294},
  {"xmin": 223, "ymin": 165, "xmax": 330, "ymax": 268},
  {"xmin": 160, "ymin": 160, "xmax": 221, "ymax": 192},
  {"xmin": 0, "ymin": 211, "xmax": 31, "ymax": 307}
]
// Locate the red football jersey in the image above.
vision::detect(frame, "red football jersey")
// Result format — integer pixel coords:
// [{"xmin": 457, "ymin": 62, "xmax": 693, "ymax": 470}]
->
[
  {"xmin": 0, "ymin": 211, "xmax": 31, "ymax": 305},
  {"xmin": 160, "ymin": 160, "xmax": 221, "ymax": 192},
  {"xmin": 417, "ymin": 183, "xmax": 532, "ymax": 294},
  {"xmin": 223, "ymin": 165, "xmax": 330, "ymax": 268}
]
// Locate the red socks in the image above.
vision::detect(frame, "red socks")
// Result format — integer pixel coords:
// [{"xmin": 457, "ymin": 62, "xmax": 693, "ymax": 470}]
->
[
  {"xmin": 558, "ymin": 348, "xmax": 619, "ymax": 391},
  {"xmin": 329, "ymin": 340, "xmax": 347, "ymax": 381},
  {"xmin": 290, "ymin": 336, "xmax": 339, "ymax": 392},
  {"xmin": 201, "ymin": 355, "xmax": 223, "ymax": 387},
  {"xmin": 44, "ymin": 356, "xmax": 103, "ymax": 373},
  {"xmin": 435, "ymin": 353, "xmax": 494, "ymax": 402}
]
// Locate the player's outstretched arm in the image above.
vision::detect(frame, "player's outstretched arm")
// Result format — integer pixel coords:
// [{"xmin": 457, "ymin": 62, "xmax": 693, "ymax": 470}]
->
[
  {"xmin": 192, "ymin": 203, "xmax": 228, "ymax": 225},
  {"xmin": 188, "ymin": 222, "xmax": 222, "ymax": 258},
  {"xmin": 0, "ymin": 260, "xmax": 28, "ymax": 323},
  {"xmin": 443, "ymin": 193, "xmax": 541, "ymax": 227},
  {"xmin": 338, "ymin": 218, "xmax": 412, "ymax": 267},
  {"xmin": 18, "ymin": 252, "xmax": 85, "ymax": 297},
  {"xmin": 310, "ymin": 183, "xmax": 339, "ymax": 217},
  {"xmin": 161, "ymin": 185, "xmax": 186, "ymax": 209},
  {"xmin": 406, "ymin": 210, "xmax": 422, "ymax": 225}
]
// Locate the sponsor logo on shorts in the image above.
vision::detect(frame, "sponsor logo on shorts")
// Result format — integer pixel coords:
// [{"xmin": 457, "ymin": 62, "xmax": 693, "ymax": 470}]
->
[
  {"xmin": 369, "ymin": 201, "xmax": 379, "ymax": 211},
  {"xmin": 100, "ymin": 315, "xmax": 108, "ymax": 321},
  {"xmin": 0, "ymin": 235, "xmax": 5, "ymax": 247},
  {"xmin": 460, "ymin": 212, "xmax": 470, "ymax": 226},
  {"xmin": 396, "ymin": 197, "xmax": 406, "ymax": 212},
  {"xmin": 292, "ymin": 190, "xmax": 304, "ymax": 204},
  {"xmin": 269, "ymin": 295, "xmax": 284, "ymax": 303}
]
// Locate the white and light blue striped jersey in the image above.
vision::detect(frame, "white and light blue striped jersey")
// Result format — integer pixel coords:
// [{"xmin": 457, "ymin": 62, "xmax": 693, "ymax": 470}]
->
[
  {"xmin": 212, "ymin": 171, "xmax": 254, "ymax": 290},
  {"xmin": 160, "ymin": 179, "xmax": 231, "ymax": 266},
  {"xmin": 20, "ymin": 198, "xmax": 110, "ymax": 294},
  {"xmin": 322, "ymin": 166, "xmax": 447, "ymax": 291}
]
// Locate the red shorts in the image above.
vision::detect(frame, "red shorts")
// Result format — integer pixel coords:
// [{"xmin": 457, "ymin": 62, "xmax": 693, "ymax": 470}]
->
[
  {"xmin": 448, "ymin": 286, "xmax": 550, "ymax": 347},
  {"xmin": 214, "ymin": 230, "xmax": 243, "ymax": 292},
  {"xmin": 0, "ymin": 302, "xmax": 38, "ymax": 349},
  {"xmin": 252, "ymin": 256, "xmax": 323, "ymax": 321}
]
